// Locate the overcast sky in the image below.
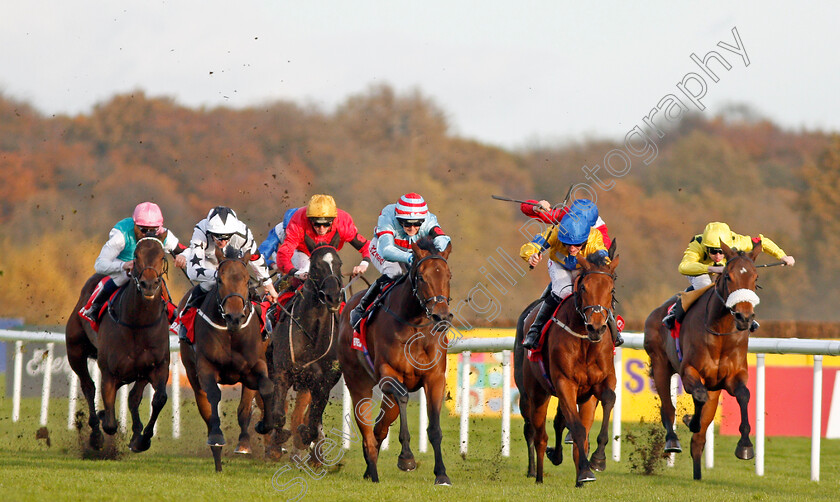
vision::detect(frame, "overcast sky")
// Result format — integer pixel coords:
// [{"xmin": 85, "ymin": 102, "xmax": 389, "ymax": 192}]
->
[{"xmin": 2, "ymin": 1, "xmax": 838, "ymax": 149}]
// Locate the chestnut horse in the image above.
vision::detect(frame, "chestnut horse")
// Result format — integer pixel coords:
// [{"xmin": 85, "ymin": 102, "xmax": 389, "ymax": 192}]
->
[
  {"xmin": 516, "ymin": 245, "xmax": 619, "ymax": 486},
  {"xmin": 268, "ymin": 245, "xmax": 344, "ymax": 461},
  {"xmin": 179, "ymin": 246, "xmax": 278, "ymax": 471},
  {"xmin": 66, "ymin": 236, "xmax": 171, "ymax": 452},
  {"xmin": 644, "ymin": 241, "xmax": 761, "ymax": 480},
  {"xmin": 337, "ymin": 237, "xmax": 453, "ymax": 485}
]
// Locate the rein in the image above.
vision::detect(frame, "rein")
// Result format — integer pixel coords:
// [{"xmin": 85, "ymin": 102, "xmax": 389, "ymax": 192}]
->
[
  {"xmin": 382, "ymin": 254, "xmax": 450, "ymax": 327},
  {"xmin": 703, "ymin": 257, "xmax": 760, "ymax": 336},
  {"xmin": 109, "ymin": 236, "xmax": 167, "ymax": 329},
  {"xmin": 552, "ymin": 269, "xmax": 616, "ymax": 342},
  {"xmin": 202, "ymin": 258, "xmax": 254, "ymax": 331}
]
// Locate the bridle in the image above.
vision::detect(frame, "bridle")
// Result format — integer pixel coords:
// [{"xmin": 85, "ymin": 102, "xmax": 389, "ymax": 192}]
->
[
  {"xmin": 572, "ymin": 269, "xmax": 616, "ymax": 332},
  {"xmin": 303, "ymin": 247, "xmax": 343, "ymax": 311},
  {"xmin": 213, "ymin": 258, "xmax": 253, "ymax": 327},
  {"xmin": 131, "ymin": 237, "xmax": 167, "ymax": 295},
  {"xmin": 410, "ymin": 254, "xmax": 451, "ymax": 319},
  {"xmin": 704, "ymin": 254, "xmax": 760, "ymax": 336}
]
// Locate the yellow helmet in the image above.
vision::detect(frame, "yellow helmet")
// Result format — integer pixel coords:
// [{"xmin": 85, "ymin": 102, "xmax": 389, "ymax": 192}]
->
[
  {"xmin": 306, "ymin": 194, "xmax": 338, "ymax": 218},
  {"xmin": 701, "ymin": 222, "xmax": 733, "ymax": 248}
]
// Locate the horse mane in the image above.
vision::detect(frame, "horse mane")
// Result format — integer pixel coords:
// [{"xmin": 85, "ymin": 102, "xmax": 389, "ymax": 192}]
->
[
  {"xmin": 415, "ymin": 236, "xmax": 438, "ymax": 254},
  {"xmin": 223, "ymin": 245, "xmax": 243, "ymax": 260}
]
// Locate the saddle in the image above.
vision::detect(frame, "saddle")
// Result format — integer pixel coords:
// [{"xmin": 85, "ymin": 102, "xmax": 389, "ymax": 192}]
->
[
  {"xmin": 665, "ymin": 283, "xmax": 714, "ymax": 362},
  {"xmin": 526, "ymin": 295, "xmax": 573, "ymax": 362}
]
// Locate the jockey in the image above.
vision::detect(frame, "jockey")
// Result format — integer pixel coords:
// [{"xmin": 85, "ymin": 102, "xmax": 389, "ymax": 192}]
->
[
  {"xmin": 258, "ymin": 206, "xmax": 301, "ymax": 270},
  {"xmin": 662, "ymin": 221, "xmax": 795, "ymax": 331},
  {"xmin": 176, "ymin": 206, "xmax": 279, "ymax": 342},
  {"xmin": 276, "ymin": 194, "xmax": 371, "ymax": 280},
  {"xmin": 349, "ymin": 192, "xmax": 451, "ymax": 331},
  {"xmin": 519, "ymin": 210, "xmax": 619, "ymax": 350},
  {"xmin": 78, "ymin": 202, "xmax": 188, "ymax": 328},
  {"xmin": 521, "ymin": 198, "xmax": 610, "ymax": 247}
]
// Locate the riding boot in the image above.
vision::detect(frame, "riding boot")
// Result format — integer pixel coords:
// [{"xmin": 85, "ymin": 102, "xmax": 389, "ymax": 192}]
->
[
  {"xmin": 662, "ymin": 299, "xmax": 686, "ymax": 330},
  {"xmin": 522, "ymin": 292, "xmax": 561, "ymax": 350},
  {"xmin": 79, "ymin": 277, "xmax": 119, "ymax": 325},
  {"xmin": 608, "ymin": 314, "xmax": 624, "ymax": 347},
  {"xmin": 178, "ymin": 285, "xmax": 208, "ymax": 343},
  {"xmin": 350, "ymin": 275, "xmax": 390, "ymax": 331}
]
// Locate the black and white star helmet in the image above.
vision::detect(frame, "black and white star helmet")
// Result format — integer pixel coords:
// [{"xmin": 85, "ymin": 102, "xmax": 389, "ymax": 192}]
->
[{"xmin": 206, "ymin": 206, "xmax": 240, "ymax": 238}]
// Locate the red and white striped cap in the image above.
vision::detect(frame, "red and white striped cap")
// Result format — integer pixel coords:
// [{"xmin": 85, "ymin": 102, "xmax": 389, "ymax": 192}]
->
[{"xmin": 395, "ymin": 193, "xmax": 428, "ymax": 219}]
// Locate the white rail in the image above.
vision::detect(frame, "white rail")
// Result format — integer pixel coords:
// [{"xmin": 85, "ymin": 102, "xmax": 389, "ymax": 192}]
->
[{"xmin": 3, "ymin": 329, "xmax": 839, "ymax": 480}]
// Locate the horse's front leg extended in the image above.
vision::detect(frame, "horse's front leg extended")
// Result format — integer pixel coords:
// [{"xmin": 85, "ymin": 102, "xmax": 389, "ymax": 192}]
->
[
  {"xmin": 198, "ymin": 369, "xmax": 225, "ymax": 446},
  {"xmin": 730, "ymin": 377, "xmax": 754, "ymax": 460},
  {"xmin": 590, "ymin": 384, "xmax": 617, "ymax": 472},
  {"xmin": 681, "ymin": 366, "xmax": 708, "ymax": 433},
  {"xmin": 555, "ymin": 380, "xmax": 595, "ymax": 487},
  {"xmin": 305, "ymin": 368, "xmax": 343, "ymax": 465},
  {"xmin": 690, "ymin": 389, "xmax": 720, "ymax": 481},
  {"xmin": 378, "ymin": 377, "xmax": 415, "ymax": 472},
  {"xmin": 127, "ymin": 380, "xmax": 147, "ymax": 450},
  {"xmin": 236, "ymin": 388, "xmax": 258, "ymax": 455},
  {"xmin": 251, "ymin": 362, "xmax": 277, "ymax": 436},
  {"xmin": 134, "ymin": 362, "xmax": 169, "ymax": 452}
]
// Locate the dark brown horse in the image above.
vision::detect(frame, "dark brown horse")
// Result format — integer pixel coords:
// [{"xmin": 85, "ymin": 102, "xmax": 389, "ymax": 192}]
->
[
  {"xmin": 268, "ymin": 245, "xmax": 344, "ymax": 461},
  {"xmin": 644, "ymin": 241, "xmax": 761, "ymax": 480},
  {"xmin": 66, "ymin": 236, "xmax": 171, "ymax": 452},
  {"xmin": 516, "ymin": 245, "xmax": 619, "ymax": 486},
  {"xmin": 179, "ymin": 245, "xmax": 278, "ymax": 471},
  {"xmin": 337, "ymin": 237, "xmax": 453, "ymax": 485}
]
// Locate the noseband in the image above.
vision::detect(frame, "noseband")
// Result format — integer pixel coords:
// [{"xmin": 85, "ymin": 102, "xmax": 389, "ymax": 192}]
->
[
  {"xmin": 705, "ymin": 256, "xmax": 760, "ymax": 336},
  {"xmin": 410, "ymin": 254, "xmax": 451, "ymax": 319}
]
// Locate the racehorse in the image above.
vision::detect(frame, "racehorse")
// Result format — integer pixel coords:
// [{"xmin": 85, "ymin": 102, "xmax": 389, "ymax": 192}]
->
[
  {"xmin": 268, "ymin": 245, "xmax": 344, "ymax": 461},
  {"xmin": 516, "ymin": 244, "xmax": 619, "ymax": 486},
  {"xmin": 179, "ymin": 245, "xmax": 278, "ymax": 471},
  {"xmin": 644, "ymin": 241, "xmax": 761, "ymax": 480},
  {"xmin": 66, "ymin": 236, "xmax": 172, "ymax": 452},
  {"xmin": 337, "ymin": 237, "xmax": 453, "ymax": 485}
]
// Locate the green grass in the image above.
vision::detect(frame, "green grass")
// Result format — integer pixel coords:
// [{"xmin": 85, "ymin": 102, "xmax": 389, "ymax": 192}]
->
[{"xmin": 1, "ymin": 381, "xmax": 839, "ymax": 502}]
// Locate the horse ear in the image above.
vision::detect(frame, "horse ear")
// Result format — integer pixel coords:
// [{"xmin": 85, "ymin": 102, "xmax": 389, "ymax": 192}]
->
[
  {"xmin": 609, "ymin": 254, "xmax": 619, "ymax": 272},
  {"xmin": 721, "ymin": 241, "xmax": 736, "ymax": 260},
  {"xmin": 440, "ymin": 242, "xmax": 452, "ymax": 260},
  {"xmin": 411, "ymin": 241, "xmax": 430, "ymax": 259},
  {"xmin": 608, "ymin": 238, "xmax": 617, "ymax": 260},
  {"xmin": 749, "ymin": 240, "xmax": 762, "ymax": 261}
]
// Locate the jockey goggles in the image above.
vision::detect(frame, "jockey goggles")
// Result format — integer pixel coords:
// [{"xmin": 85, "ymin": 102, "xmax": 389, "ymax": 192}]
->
[
  {"xmin": 137, "ymin": 225, "xmax": 160, "ymax": 237},
  {"xmin": 400, "ymin": 219, "xmax": 423, "ymax": 228},
  {"xmin": 309, "ymin": 218, "xmax": 334, "ymax": 228},
  {"xmin": 210, "ymin": 233, "xmax": 233, "ymax": 242},
  {"xmin": 707, "ymin": 247, "xmax": 724, "ymax": 255}
]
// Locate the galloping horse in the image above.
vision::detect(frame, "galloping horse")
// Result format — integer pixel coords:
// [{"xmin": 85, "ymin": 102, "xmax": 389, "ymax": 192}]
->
[
  {"xmin": 644, "ymin": 241, "xmax": 761, "ymax": 480},
  {"xmin": 337, "ymin": 237, "xmax": 453, "ymax": 485},
  {"xmin": 66, "ymin": 236, "xmax": 171, "ymax": 452},
  {"xmin": 268, "ymin": 245, "xmax": 344, "ymax": 461},
  {"xmin": 516, "ymin": 244, "xmax": 619, "ymax": 486},
  {"xmin": 179, "ymin": 245, "xmax": 278, "ymax": 471}
]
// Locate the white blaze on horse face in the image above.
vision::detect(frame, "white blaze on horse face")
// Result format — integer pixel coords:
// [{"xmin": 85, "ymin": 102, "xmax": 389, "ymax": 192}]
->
[
  {"xmin": 323, "ymin": 252, "xmax": 334, "ymax": 273},
  {"xmin": 740, "ymin": 266, "xmax": 747, "ymax": 274}
]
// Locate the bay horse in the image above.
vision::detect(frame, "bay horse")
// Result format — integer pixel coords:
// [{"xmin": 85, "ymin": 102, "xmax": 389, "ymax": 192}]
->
[
  {"xmin": 66, "ymin": 236, "xmax": 171, "ymax": 452},
  {"xmin": 516, "ymin": 244, "xmax": 619, "ymax": 486},
  {"xmin": 337, "ymin": 237, "xmax": 453, "ymax": 485},
  {"xmin": 179, "ymin": 245, "xmax": 278, "ymax": 471},
  {"xmin": 268, "ymin": 245, "xmax": 344, "ymax": 461},
  {"xmin": 644, "ymin": 241, "xmax": 761, "ymax": 480}
]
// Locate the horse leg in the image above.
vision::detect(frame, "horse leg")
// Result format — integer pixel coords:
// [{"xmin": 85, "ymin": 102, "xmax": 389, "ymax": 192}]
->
[
  {"xmin": 289, "ymin": 389, "xmax": 312, "ymax": 456},
  {"xmin": 730, "ymin": 378, "xmax": 754, "ymax": 460},
  {"xmin": 528, "ymin": 390, "xmax": 551, "ymax": 484},
  {"xmin": 97, "ymin": 371, "xmax": 119, "ymax": 436},
  {"xmin": 67, "ymin": 346, "xmax": 103, "ymax": 450},
  {"xmin": 305, "ymin": 369, "xmax": 343, "ymax": 466},
  {"xmin": 651, "ymin": 353, "xmax": 681, "ymax": 453},
  {"xmin": 376, "ymin": 377, "xmax": 415, "ymax": 472},
  {"xmin": 196, "ymin": 364, "xmax": 225, "ymax": 447},
  {"xmin": 252, "ymin": 361, "xmax": 278, "ymax": 436},
  {"xmin": 134, "ymin": 363, "xmax": 169, "ymax": 452},
  {"xmin": 236, "ymin": 387, "xmax": 257, "ymax": 454},
  {"xmin": 424, "ymin": 373, "xmax": 451, "ymax": 485},
  {"xmin": 682, "ymin": 367, "xmax": 708, "ymax": 433},
  {"xmin": 519, "ymin": 389, "xmax": 537, "ymax": 477},
  {"xmin": 346, "ymin": 382, "xmax": 380, "ymax": 482},
  {"xmin": 590, "ymin": 385, "xmax": 617, "ymax": 472},
  {"xmin": 127, "ymin": 380, "xmax": 147, "ymax": 451},
  {"xmin": 270, "ymin": 372, "xmax": 294, "ymax": 447},
  {"xmin": 556, "ymin": 381, "xmax": 595, "ymax": 487},
  {"xmin": 690, "ymin": 389, "xmax": 720, "ymax": 481},
  {"xmin": 545, "ymin": 400, "xmax": 566, "ymax": 466}
]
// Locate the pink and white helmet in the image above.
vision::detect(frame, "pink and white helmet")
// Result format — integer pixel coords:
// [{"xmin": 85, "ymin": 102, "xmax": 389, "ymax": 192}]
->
[
  {"xmin": 133, "ymin": 202, "xmax": 164, "ymax": 228},
  {"xmin": 395, "ymin": 193, "xmax": 429, "ymax": 220}
]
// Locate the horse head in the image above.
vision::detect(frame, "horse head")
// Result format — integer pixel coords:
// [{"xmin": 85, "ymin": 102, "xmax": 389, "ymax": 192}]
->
[
  {"xmin": 132, "ymin": 237, "xmax": 167, "ymax": 300},
  {"xmin": 308, "ymin": 245, "xmax": 344, "ymax": 312},
  {"xmin": 718, "ymin": 241, "xmax": 761, "ymax": 332},
  {"xmin": 575, "ymin": 243, "xmax": 618, "ymax": 342},
  {"xmin": 410, "ymin": 237, "xmax": 453, "ymax": 324},
  {"xmin": 214, "ymin": 245, "xmax": 252, "ymax": 331}
]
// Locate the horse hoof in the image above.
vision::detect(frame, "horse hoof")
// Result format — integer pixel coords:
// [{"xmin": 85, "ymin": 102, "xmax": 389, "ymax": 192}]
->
[
  {"xmin": 90, "ymin": 431, "xmax": 104, "ymax": 451},
  {"xmin": 130, "ymin": 436, "xmax": 152, "ymax": 453},
  {"xmin": 664, "ymin": 438, "xmax": 682, "ymax": 453},
  {"xmin": 735, "ymin": 445, "xmax": 755, "ymax": 460},
  {"xmin": 577, "ymin": 470, "xmax": 596, "ymax": 485},
  {"xmin": 276, "ymin": 429, "xmax": 292, "ymax": 444},
  {"xmin": 398, "ymin": 456, "xmax": 417, "ymax": 471},
  {"xmin": 235, "ymin": 443, "xmax": 252, "ymax": 455},
  {"xmin": 564, "ymin": 431, "xmax": 573, "ymax": 444},
  {"xmin": 207, "ymin": 434, "xmax": 226, "ymax": 447},
  {"xmin": 545, "ymin": 447, "xmax": 562, "ymax": 466},
  {"xmin": 526, "ymin": 470, "xmax": 536, "ymax": 478},
  {"xmin": 590, "ymin": 454, "xmax": 606, "ymax": 472},
  {"xmin": 434, "ymin": 475, "xmax": 452, "ymax": 486}
]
